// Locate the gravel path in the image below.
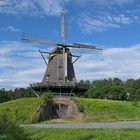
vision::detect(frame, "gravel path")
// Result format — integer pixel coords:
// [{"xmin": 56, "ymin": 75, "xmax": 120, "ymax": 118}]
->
[{"xmin": 21, "ymin": 121, "xmax": 140, "ymax": 129}]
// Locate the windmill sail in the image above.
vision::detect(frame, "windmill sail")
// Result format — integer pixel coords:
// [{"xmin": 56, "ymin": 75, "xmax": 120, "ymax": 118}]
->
[
  {"xmin": 72, "ymin": 43, "xmax": 102, "ymax": 50},
  {"xmin": 22, "ymin": 32, "xmax": 57, "ymax": 45}
]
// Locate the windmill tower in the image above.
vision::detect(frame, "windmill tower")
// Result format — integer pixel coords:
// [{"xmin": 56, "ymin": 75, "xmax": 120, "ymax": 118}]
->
[{"xmin": 22, "ymin": 14, "xmax": 102, "ymax": 95}]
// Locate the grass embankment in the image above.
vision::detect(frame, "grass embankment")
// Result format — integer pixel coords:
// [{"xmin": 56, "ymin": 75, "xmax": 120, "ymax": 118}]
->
[
  {"xmin": 77, "ymin": 98, "xmax": 140, "ymax": 122},
  {"xmin": 0, "ymin": 98, "xmax": 140, "ymax": 123},
  {"xmin": 0, "ymin": 98, "xmax": 40, "ymax": 124},
  {"xmin": 25, "ymin": 128, "xmax": 140, "ymax": 140}
]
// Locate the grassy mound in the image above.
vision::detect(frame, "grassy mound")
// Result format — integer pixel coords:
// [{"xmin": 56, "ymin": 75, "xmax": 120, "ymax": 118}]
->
[
  {"xmin": 0, "ymin": 98, "xmax": 40, "ymax": 124},
  {"xmin": 78, "ymin": 98, "xmax": 140, "ymax": 122},
  {"xmin": 0, "ymin": 97, "xmax": 140, "ymax": 123}
]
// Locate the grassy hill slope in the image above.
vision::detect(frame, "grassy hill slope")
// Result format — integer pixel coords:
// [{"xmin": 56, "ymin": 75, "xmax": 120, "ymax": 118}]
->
[
  {"xmin": 78, "ymin": 98, "xmax": 140, "ymax": 122},
  {"xmin": 0, "ymin": 98, "xmax": 40, "ymax": 124},
  {"xmin": 0, "ymin": 97, "xmax": 140, "ymax": 124}
]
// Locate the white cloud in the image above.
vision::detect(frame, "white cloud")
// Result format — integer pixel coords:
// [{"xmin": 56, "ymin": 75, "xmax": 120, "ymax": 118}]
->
[
  {"xmin": 0, "ymin": 0, "xmax": 137, "ymax": 20},
  {"xmin": 0, "ymin": 41, "xmax": 46, "ymax": 88},
  {"xmin": 7, "ymin": 26, "xmax": 21, "ymax": 32},
  {"xmin": 95, "ymin": 0, "xmax": 135, "ymax": 6},
  {"xmin": 75, "ymin": 0, "xmax": 135, "ymax": 6},
  {"xmin": 0, "ymin": 0, "xmax": 136, "ymax": 17},
  {"xmin": 1, "ymin": 41, "xmax": 140, "ymax": 89},
  {"xmin": 0, "ymin": 0, "xmax": 139, "ymax": 34},
  {"xmin": 75, "ymin": 44, "xmax": 140, "ymax": 81},
  {"xmin": 78, "ymin": 14, "xmax": 138, "ymax": 32},
  {"xmin": 0, "ymin": 25, "xmax": 21, "ymax": 32},
  {"xmin": 0, "ymin": 0, "xmax": 69, "ymax": 16}
]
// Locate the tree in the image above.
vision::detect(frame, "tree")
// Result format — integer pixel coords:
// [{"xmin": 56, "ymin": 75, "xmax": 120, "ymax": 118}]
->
[{"xmin": 85, "ymin": 78, "xmax": 127, "ymax": 100}]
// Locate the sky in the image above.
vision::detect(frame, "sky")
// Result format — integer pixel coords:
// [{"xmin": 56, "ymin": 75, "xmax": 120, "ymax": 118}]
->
[{"xmin": 0, "ymin": 0, "xmax": 140, "ymax": 89}]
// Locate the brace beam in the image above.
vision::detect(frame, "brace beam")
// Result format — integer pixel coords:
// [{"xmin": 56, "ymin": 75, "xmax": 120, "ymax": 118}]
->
[
  {"xmin": 72, "ymin": 54, "xmax": 81, "ymax": 64},
  {"xmin": 39, "ymin": 49, "xmax": 49, "ymax": 66}
]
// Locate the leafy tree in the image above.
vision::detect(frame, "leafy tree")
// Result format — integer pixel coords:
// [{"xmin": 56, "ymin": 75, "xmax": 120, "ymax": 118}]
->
[
  {"xmin": 0, "ymin": 87, "xmax": 36, "ymax": 103},
  {"xmin": 86, "ymin": 78, "xmax": 127, "ymax": 100}
]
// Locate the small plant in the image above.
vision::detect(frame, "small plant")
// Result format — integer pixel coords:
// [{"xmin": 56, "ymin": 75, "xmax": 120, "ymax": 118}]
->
[
  {"xmin": 41, "ymin": 91, "xmax": 53, "ymax": 104},
  {"xmin": 0, "ymin": 110, "xmax": 9, "ymax": 133},
  {"xmin": 131, "ymin": 94, "xmax": 140, "ymax": 107},
  {"xmin": 132, "ymin": 99, "xmax": 139, "ymax": 107},
  {"xmin": 71, "ymin": 98, "xmax": 86, "ymax": 113},
  {"xmin": 30, "ymin": 112, "xmax": 39, "ymax": 124},
  {"xmin": 77, "ymin": 102, "xmax": 85, "ymax": 112},
  {"xmin": 30, "ymin": 91, "xmax": 54, "ymax": 124}
]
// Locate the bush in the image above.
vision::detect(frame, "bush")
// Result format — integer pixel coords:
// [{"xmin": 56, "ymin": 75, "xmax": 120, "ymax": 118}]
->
[
  {"xmin": 71, "ymin": 98, "xmax": 86, "ymax": 113},
  {"xmin": 41, "ymin": 91, "xmax": 53, "ymax": 104},
  {"xmin": 0, "ymin": 111, "xmax": 32, "ymax": 140},
  {"xmin": 30, "ymin": 112, "xmax": 39, "ymax": 124},
  {"xmin": 30, "ymin": 91, "xmax": 53, "ymax": 124}
]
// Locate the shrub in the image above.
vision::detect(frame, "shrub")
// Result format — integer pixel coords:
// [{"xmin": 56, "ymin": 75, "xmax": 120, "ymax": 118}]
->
[
  {"xmin": 30, "ymin": 91, "xmax": 53, "ymax": 124},
  {"xmin": 0, "ymin": 111, "xmax": 32, "ymax": 140},
  {"xmin": 30, "ymin": 112, "xmax": 39, "ymax": 124},
  {"xmin": 71, "ymin": 98, "xmax": 86, "ymax": 113},
  {"xmin": 41, "ymin": 91, "xmax": 53, "ymax": 104}
]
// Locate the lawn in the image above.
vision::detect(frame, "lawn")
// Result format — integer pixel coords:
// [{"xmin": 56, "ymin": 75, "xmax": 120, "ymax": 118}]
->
[{"xmin": 25, "ymin": 128, "xmax": 140, "ymax": 140}]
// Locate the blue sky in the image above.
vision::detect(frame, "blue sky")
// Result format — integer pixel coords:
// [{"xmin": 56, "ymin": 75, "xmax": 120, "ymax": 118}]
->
[{"xmin": 0, "ymin": 0, "xmax": 140, "ymax": 89}]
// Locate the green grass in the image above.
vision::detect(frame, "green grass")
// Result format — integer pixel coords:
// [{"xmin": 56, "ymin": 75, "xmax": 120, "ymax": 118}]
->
[
  {"xmin": 78, "ymin": 98, "xmax": 140, "ymax": 122},
  {"xmin": 0, "ymin": 98, "xmax": 40, "ymax": 124},
  {"xmin": 25, "ymin": 128, "xmax": 140, "ymax": 140},
  {"xmin": 0, "ymin": 98, "xmax": 140, "ymax": 123}
]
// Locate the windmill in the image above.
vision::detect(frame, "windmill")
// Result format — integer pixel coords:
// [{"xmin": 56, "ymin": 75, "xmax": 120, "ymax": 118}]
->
[{"xmin": 22, "ymin": 13, "xmax": 102, "ymax": 95}]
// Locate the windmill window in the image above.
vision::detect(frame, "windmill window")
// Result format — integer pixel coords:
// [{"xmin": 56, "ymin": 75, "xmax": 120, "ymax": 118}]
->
[
  {"xmin": 58, "ymin": 78, "xmax": 62, "ymax": 80},
  {"xmin": 58, "ymin": 66, "xmax": 62, "ymax": 68}
]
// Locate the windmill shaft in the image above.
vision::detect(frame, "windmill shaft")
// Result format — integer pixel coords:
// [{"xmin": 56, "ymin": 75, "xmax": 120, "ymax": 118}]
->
[
  {"xmin": 64, "ymin": 52, "xmax": 68, "ymax": 78},
  {"xmin": 61, "ymin": 13, "xmax": 65, "ymax": 43},
  {"xmin": 63, "ymin": 47, "xmax": 68, "ymax": 83}
]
